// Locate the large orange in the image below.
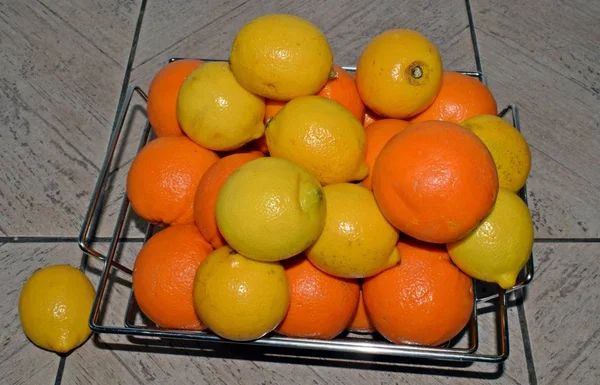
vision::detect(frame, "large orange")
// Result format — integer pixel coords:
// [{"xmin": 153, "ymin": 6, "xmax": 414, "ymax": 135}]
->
[
  {"xmin": 193, "ymin": 151, "xmax": 264, "ymax": 248},
  {"xmin": 127, "ymin": 136, "xmax": 219, "ymax": 225},
  {"xmin": 360, "ymin": 119, "xmax": 411, "ymax": 190},
  {"xmin": 147, "ymin": 59, "xmax": 204, "ymax": 137},
  {"xmin": 409, "ymin": 71, "xmax": 497, "ymax": 124},
  {"xmin": 363, "ymin": 108, "xmax": 381, "ymax": 128},
  {"xmin": 275, "ymin": 257, "xmax": 360, "ymax": 339},
  {"xmin": 347, "ymin": 289, "xmax": 375, "ymax": 333},
  {"xmin": 317, "ymin": 64, "xmax": 365, "ymax": 122},
  {"xmin": 132, "ymin": 224, "xmax": 213, "ymax": 330},
  {"xmin": 363, "ymin": 238, "xmax": 474, "ymax": 346},
  {"xmin": 372, "ymin": 121, "xmax": 498, "ymax": 243}
]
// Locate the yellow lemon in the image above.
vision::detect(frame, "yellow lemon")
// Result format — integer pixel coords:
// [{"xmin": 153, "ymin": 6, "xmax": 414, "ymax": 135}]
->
[
  {"xmin": 177, "ymin": 62, "xmax": 265, "ymax": 151},
  {"xmin": 356, "ymin": 29, "xmax": 443, "ymax": 119},
  {"xmin": 193, "ymin": 246, "xmax": 289, "ymax": 341},
  {"xmin": 461, "ymin": 114, "xmax": 532, "ymax": 192},
  {"xmin": 216, "ymin": 157, "xmax": 326, "ymax": 262},
  {"xmin": 447, "ymin": 188, "xmax": 534, "ymax": 289},
  {"xmin": 307, "ymin": 183, "xmax": 400, "ymax": 278},
  {"xmin": 266, "ymin": 95, "xmax": 368, "ymax": 185},
  {"xmin": 19, "ymin": 265, "xmax": 95, "ymax": 353},
  {"xmin": 229, "ymin": 14, "xmax": 333, "ymax": 100}
]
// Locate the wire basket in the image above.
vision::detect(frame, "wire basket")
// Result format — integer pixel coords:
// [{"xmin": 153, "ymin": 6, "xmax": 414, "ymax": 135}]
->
[{"xmin": 78, "ymin": 63, "xmax": 534, "ymax": 365}]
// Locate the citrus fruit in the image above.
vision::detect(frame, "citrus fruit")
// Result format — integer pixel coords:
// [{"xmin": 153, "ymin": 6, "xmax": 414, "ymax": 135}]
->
[
  {"xmin": 447, "ymin": 188, "xmax": 534, "ymax": 289},
  {"xmin": 229, "ymin": 14, "xmax": 333, "ymax": 100},
  {"xmin": 177, "ymin": 62, "xmax": 265, "ymax": 151},
  {"xmin": 461, "ymin": 114, "xmax": 531, "ymax": 192},
  {"xmin": 347, "ymin": 289, "xmax": 375, "ymax": 333},
  {"xmin": 372, "ymin": 121, "xmax": 499, "ymax": 243},
  {"xmin": 193, "ymin": 246, "xmax": 289, "ymax": 341},
  {"xmin": 276, "ymin": 257, "xmax": 360, "ymax": 339},
  {"xmin": 266, "ymin": 95, "xmax": 368, "ymax": 185},
  {"xmin": 363, "ymin": 238, "xmax": 474, "ymax": 346},
  {"xmin": 363, "ymin": 108, "xmax": 381, "ymax": 128},
  {"xmin": 360, "ymin": 119, "xmax": 411, "ymax": 190},
  {"xmin": 147, "ymin": 59, "xmax": 204, "ymax": 137},
  {"xmin": 409, "ymin": 71, "xmax": 497, "ymax": 123},
  {"xmin": 264, "ymin": 99, "xmax": 287, "ymax": 123},
  {"xmin": 127, "ymin": 136, "xmax": 219, "ymax": 225},
  {"xmin": 216, "ymin": 157, "xmax": 326, "ymax": 262},
  {"xmin": 194, "ymin": 151, "xmax": 264, "ymax": 248},
  {"xmin": 307, "ymin": 183, "xmax": 400, "ymax": 278},
  {"xmin": 19, "ymin": 265, "xmax": 95, "ymax": 353},
  {"xmin": 356, "ymin": 29, "xmax": 443, "ymax": 119},
  {"xmin": 317, "ymin": 64, "xmax": 365, "ymax": 121},
  {"xmin": 133, "ymin": 224, "xmax": 213, "ymax": 330}
]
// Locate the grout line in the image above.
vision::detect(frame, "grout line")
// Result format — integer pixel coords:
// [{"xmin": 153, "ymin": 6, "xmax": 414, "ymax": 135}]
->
[
  {"xmin": 50, "ymin": 0, "xmax": 148, "ymax": 383},
  {"xmin": 0, "ymin": 236, "xmax": 146, "ymax": 243},
  {"xmin": 465, "ymin": 0, "xmax": 483, "ymax": 73},
  {"xmin": 534, "ymin": 238, "xmax": 600, "ymax": 243},
  {"xmin": 516, "ymin": 289, "xmax": 538, "ymax": 385}
]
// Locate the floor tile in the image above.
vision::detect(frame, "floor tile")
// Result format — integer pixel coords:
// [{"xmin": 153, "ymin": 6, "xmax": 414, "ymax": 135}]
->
[
  {"xmin": 470, "ymin": 0, "xmax": 600, "ymax": 238},
  {"xmin": 0, "ymin": 0, "xmax": 139, "ymax": 237},
  {"xmin": 525, "ymin": 242, "xmax": 600, "ymax": 385}
]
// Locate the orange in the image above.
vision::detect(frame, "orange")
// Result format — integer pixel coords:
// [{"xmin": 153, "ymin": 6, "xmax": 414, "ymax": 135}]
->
[
  {"xmin": 264, "ymin": 99, "xmax": 287, "ymax": 123},
  {"xmin": 317, "ymin": 64, "xmax": 365, "ymax": 122},
  {"xmin": 147, "ymin": 59, "xmax": 204, "ymax": 137},
  {"xmin": 360, "ymin": 119, "xmax": 411, "ymax": 190},
  {"xmin": 276, "ymin": 257, "xmax": 360, "ymax": 339},
  {"xmin": 347, "ymin": 289, "xmax": 375, "ymax": 333},
  {"xmin": 409, "ymin": 71, "xmax": 497, "ymax": 124},
  {"xmin": 132, "ymin": 224, "xmax": 213, "ymax": 330},
  {"xmin": 363, "ymin": 108, "xmax": 381, "ymax": 128},
  {"xmin": 193, "ymin": 151, "xmax": 264, "ymax": 248},
  {"xmin": 127, "ymin": 136, "xmax": 219, "ymax": 225},
  {"xmin": 363, "ymin": 238, "xmax": 474, "ymax": 346},
  {"xmin": 372, "ymin": 121, "xmax": 498, "ymax": 243}
]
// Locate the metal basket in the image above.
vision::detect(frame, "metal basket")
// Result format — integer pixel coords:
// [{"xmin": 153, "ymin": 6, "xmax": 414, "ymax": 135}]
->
[{"xmin": 78, "ymin": 64, "xmax": 534, "ymax": 365}]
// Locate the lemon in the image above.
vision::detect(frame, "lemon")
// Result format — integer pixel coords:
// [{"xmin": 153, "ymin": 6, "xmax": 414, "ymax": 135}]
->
[
  {"xmin": 266, "ymin": 95, "xmax": 368, "ymax": 185},
  {"xmin": 356, "ymin": 29, "xmax": 443, "ymax": 119},
  {"xmin": 216, "ymin": 157, "xmax": 326, "ymax": 262},
  {"xmin": 461, "ymin": 114, "xmax": 532, "ymax": 192},
  {"xmin": 177, "ymin": 62, "xmax": 265, "ymax": 151},
  {"xmin": 307, "ymin": 183, "xmax": 400, "ymax": 278},
  {"xmin": 193, "ymin": 246, "xmax": 289, "ymax": 341},
  {"xmin": 229, "ymin": 14, "xmax": 333, "ymax": 100},
  {"xmin": 19, "ymin": 265, "xmax": 95, "ymax": 353},
  {"xmin": 447, "ymin": 188, "xmax": 534, "ymax": 289}
]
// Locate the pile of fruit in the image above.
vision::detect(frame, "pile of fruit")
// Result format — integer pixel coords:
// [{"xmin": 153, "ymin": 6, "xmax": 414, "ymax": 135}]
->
[{"xmin": 19, "ymin": 13, "xmax": 535, "ymax": 354}]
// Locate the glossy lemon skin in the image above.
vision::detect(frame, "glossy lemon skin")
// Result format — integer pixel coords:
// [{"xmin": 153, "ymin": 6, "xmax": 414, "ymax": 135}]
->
[{"xmin": 229, "ymin": 14, "xmax": 333, "ymax": 101}]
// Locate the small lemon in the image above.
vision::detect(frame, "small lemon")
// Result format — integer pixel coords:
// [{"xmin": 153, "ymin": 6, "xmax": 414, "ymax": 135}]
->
[
  {"xmin": 177, "ymin": 62, "xmax": 265, "ymax": 151},
  {"xmin": 447, "ymin": 188, "xmax": 534, "ymax": 289},
  {"xmin": 461, "ymin": 114, "xmax": 532, "ymax": 192},
  {"xmin": 193, "ymin": 246, "xmax": 289, "ymax": 341},
  {"xmin": 307, "ymin": 183, "xmax": 400, "ymax": 278},
  {"xmin": 266, "ymin": 95, "xmax": 368, "ymax": 185},
  {"xmin": 216, "ymin": 157, "xmax": 326, "ymax": 262},
  {"xmin": 229, "ymin": 14, "xmax": 333, "ymax": 100},
  {"xmin": 19, "ymin": 265, "xmax": 95, "ymax": 353},
  {"xmin": 356, "ymin": 29, "xmax": 443, "ymax": 119}
]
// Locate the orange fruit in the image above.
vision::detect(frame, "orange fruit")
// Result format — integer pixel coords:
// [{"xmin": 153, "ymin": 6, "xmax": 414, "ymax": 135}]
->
[
  {"xmin": 363, "ymin": 108, "xmax": 381, "ymax": 128},
  {"xmin": 356, "ymin": 29, "xmax": 443, "ymax": 119},
  {"xmin": 372, "ymin": 121, "xmax": 498, "ymax": 243},
  {"xmin": 347, "ymin": 289, "xmax": 375, "ymax": 333},
  {"xmin": 409, "ymin": 71, "xmax": 497, "ymax": 124},
  {"xmin": 317, "ymin": 64, "xmax": 365, "ymax": 122},
  {"xmin": 264, "ymin": 99, "xmax": 287, "ymax": 123},
  {"xmin": 132, "ymin": 224, "xmax": 213, "ymax": 330},
  {"xmin": 193, "ymin": 151, "xmax": 264, "ymax": 248},
  {"xmin": 360, "ymin": 119, "xmax": 411, "ymax": 190},
  {"xmin": 363, "ymin": 238, "xmax": 474, "ymax": 346},
  {"xmin": 276, "ymin": 257, "xmax": 360, "ymax": 339},
  {"xmin": 147, "ymin": 59, "xmax": 204, "ymax": 137},
  {"xmin": 127, "ymin": 136, "xmax": 219, "ymax": 225}
]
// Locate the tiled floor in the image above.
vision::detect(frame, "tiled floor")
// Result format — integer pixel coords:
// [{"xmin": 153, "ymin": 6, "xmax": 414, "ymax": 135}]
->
[{"xmin": 1, "ymin": 0, "xmax": 598, "ymax": 384}]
